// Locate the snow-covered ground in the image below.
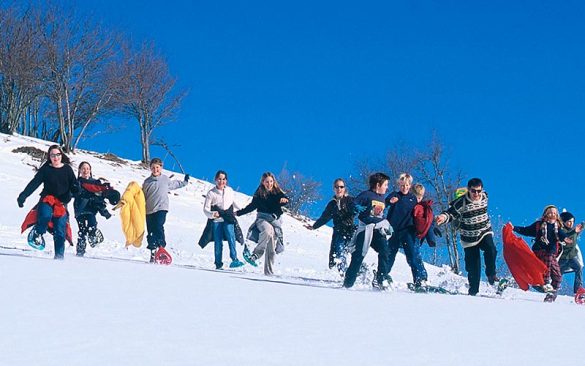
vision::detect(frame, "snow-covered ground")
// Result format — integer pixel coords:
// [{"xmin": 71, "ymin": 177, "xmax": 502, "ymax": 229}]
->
[{"xmin": 0, "ymin": 133, "xmax": 583, "ymax": 366}]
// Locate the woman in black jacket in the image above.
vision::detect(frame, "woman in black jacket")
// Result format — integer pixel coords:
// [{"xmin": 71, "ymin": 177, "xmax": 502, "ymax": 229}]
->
[
  {"xmin": 236, "ymin": 172, "xmax": 289, "ymax": 275},
  {"xmin": 306, "ymin": 178, "xmax": 355, "ymax": 272}
]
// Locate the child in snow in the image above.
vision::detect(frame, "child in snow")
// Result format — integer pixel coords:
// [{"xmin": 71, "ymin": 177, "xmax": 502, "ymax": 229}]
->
[
  {"xmin": 142, "ymin": 157, "xmax": 189, "ymax": 262},
  {"xmin": 199, "ymin": 170, "xmax": 245, "ymax": 269},
  {"xmin": 17, "ymin": 145, "xmax": 78, "ymax": 259},
  {"xmin": 385, "ymin": 173, "xmax": 428, "ymax": 289},
  {"xmin": 343, "ymin": 172, "xmax": 392, "ymax": 290},
  {"xmin": 73, "ymin": 161, "xmax": 119, "ymax": 256},
  {"xmin": 511, "ymin": 205, "xmax": 582, "ymax": 298},
  {"xmin": 236, "ymin": 172, "xmax": 289, "ymax": 275},
  {"xmin": 436, "ymin": 178, "xmax": 498, "ymax": 296},
  {"xmin": 305, "ymin": 178, "xmax": 356, "ymax": 273},
  {"xmin": 412, "ymin": 183, "xmax": 440, "ymax": 248},
  {"xmin": 558, "ymin": 211, "xmax": 583, "ymax": 294}
]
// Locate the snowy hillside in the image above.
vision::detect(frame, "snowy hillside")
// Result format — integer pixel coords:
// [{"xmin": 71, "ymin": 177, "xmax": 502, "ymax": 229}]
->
[{"xmin": 1, "ymin": 133, "xmax": 583, "ymax": 366}]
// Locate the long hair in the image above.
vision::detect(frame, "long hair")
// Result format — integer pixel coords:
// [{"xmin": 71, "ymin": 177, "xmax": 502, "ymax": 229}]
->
[
  {"xmin": 77, "ymin": 161, "xmax": 93, "ymax": 178},
  {"xmin": 45, "ymin": 145, "xmax": 71, "ymax": 166},
  {"xmin": 541, "ymin": 205, "xmax": 563, "ymax": 226},
  {"xmin": 254, "ymin": 172, "xmax": 284, "ymax": 198}
]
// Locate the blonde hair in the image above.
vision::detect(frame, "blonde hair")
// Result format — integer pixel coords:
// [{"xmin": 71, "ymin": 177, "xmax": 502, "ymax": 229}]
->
[
  {"xmin": 254, "ymin": 172, "xmax": 285, "ymax": 198},
  {"xmin": 396, "ymin": 173, "xmax": 413, "ymax": 186},
  {"xmin": 541, "ymin": 205, "xmax": 563, "ymax": 226},
  {"xmin": 413, "ymin": 183, "xmax": 425, "ymax": 198}
]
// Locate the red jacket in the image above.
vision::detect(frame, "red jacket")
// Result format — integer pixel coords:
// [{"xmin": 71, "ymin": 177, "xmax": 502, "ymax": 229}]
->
[
  {"xmin": 413, "ymin": 200, "xmax": 434, "ymax": 239},
  {"xmin": 21, "ymin": 195, "xmax": 73, "ymax": 245}
]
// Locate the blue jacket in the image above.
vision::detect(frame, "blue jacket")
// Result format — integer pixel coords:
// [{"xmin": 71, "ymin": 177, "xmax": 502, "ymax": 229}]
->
[
  {"xmin": 385, "ymin": 191, "xmax": 417, "ymax": 232},
  {"xmin": 353, "ymin": 190, "xmax": 386, "ymax": 225}
]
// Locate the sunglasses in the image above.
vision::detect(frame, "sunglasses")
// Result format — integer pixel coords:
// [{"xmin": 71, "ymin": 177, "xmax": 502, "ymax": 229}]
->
[
  {"xmin": 334, "ymin": 185, "xmax": 345, "ymax": 189},
  {"xmin": 49, "ymin": 153, "xmax": 62, "ymax": 158},
  {"xmin": 469, "ymin": 188, "xmax": 482, "ymax": 194}
]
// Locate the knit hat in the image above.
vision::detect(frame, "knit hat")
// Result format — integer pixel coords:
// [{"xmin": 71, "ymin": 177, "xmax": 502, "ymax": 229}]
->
[{"xmin": 560, "ymin": 211, "xmax": 575, "ymax": 223}]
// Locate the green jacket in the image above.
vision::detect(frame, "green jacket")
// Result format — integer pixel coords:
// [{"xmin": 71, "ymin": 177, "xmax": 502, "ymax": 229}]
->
[{"xmin": 560, "ymin": 231, "xmax": 581, "ymax": 260}]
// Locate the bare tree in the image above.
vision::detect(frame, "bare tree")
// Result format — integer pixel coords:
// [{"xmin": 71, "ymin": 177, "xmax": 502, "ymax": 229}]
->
[
  {"xmin": 0, "ymin": 5, "xmax": 46, "ymax": 134},
  {"xmin": 116, "ymin": 41, "xmax": 187, "ymax": 164},
  {"xmin": 278, "ymin": 164, "xmax": 322, "ymax": 217},
  {"xmin": 40, "ymin": 6, "xmax": 119, "ymax": 152}
]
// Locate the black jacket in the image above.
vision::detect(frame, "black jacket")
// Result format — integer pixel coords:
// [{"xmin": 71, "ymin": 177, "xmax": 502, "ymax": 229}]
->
[
  {"xmin": 236, "ymin": 191, "xmax": 288, "ymax": 218},
  {"xmin": 313, "ymin": 196, "xmax": 356, "ymax": 238},
  {"xmin": 19, "ymin": 164, "xmax": 77, "ymax": 205},
  {"xmin": 73, "ymin": 177, "xmax": 110, "ymax": 218}
]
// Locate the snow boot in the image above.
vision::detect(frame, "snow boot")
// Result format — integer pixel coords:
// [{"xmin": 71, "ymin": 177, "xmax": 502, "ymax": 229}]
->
[
  {"xmin": 495, "ymin": 278, "xmax": 509, "ymax": 295},
  {"xmin": 27, "ymin": 228, "xmax": 45, "ymax": 250},
  {"xmin": 229, "ymin": 260, "xmax": 245, "ymax": 268}
]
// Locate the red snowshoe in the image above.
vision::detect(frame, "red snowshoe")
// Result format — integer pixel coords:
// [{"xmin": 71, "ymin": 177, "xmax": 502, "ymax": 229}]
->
[
  {"xmin": 575, "ymin": 287, "xmax": 585, "ymax": 305},
  {"xmin": 154, "ymin": 247, "xmax": 172, "ymax": 265}
]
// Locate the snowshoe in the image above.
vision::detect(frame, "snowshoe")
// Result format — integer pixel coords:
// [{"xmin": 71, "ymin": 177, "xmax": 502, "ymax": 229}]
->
[
  {"xmin": 242, "ymin": 245, "xmax": 258, "ymax": 267},
  {"xmin": 371, "ymin": 270, "xmax": 392, "ymax": 291},
  {"xmin": 544, "ymin": 292, "xmax": 557, "ymax": 303},
  {"xmin": 575, "ymin": 287, "xmax": 585, "ymax": 305},
  {"xmin": 27, "ymin": 228, "xmax": 45, "ymax": 251},
  {"xmin": 407, "ymin": 282, "xmax": 455, "ymax": 295},
  {"xmin": 88, "ymin": 229, "xmax": 104, "ymax": 248},
  {"xmin": 154, "ymin": 247, "xmax": 172, "ymax": 265},
  {"xmin": 495, "ymin": 278, "xmax": 509, "ymax": 295}
]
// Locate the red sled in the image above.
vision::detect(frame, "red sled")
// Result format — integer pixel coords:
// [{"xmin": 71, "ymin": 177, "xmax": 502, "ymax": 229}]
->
[
  {"xmin": 154, "ymin": 247, "xmax": 172, "ymax": 265},
  {"xmin": 502, "ymin": 223, "xmax": 547, "ymax": 291}
]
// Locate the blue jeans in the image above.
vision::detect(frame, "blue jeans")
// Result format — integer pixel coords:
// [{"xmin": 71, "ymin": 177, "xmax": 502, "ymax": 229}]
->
[
  {"xmin": 36, "ymin": 202, "xmax": 68, "ymax": 259},
  {"xmin": 329, "ymin": 231, "xmax": 350, "ymax": 271},
  {"xmin": 387, "ymin": 228, "xmax": 428, "ymax": 284},
  {"xmin": 559, "ymin": 257, "xmax": 583, "ymax": 293},
  {"xmin": 213, "ymin": 221, "xmax": 238, "ymax": 267},
  {"xmin": 146, "ymin": 211, "xmax": 167, "ymax": 250}
]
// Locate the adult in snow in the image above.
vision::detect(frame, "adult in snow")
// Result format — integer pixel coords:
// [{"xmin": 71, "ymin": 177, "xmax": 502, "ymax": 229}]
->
[
  {"xmin": 142, "ymin": 157, "xmax": 189, "ymax": 262},
  {"xmin": 200, "ymin": 170, "xmax": 245, "ymax": 269},
  {"xmin": 236, "ymin": 172, "xmax": 289, "ymax": 275},
  {"xmin": 511, "ymin": 206, "xmax": 582, "ymax": 298},
  {"xmin": 436, "ymin": 178, "xmax": 498, "ymax": 296},
  {"xmin": 343, "ymin": 172, "xmax": 392, "ymax": 290},
  {"xmin": 305, "ymin": 178, "xmax": 356, "ymax": 273},
  {"xmin": 558, "ymin": 211, "xmax": 584, "ymax": 294},
  {"xmin": 17, "ymin": 144, "xmax": 78, "ymax": 259},
  {"xmin": 73, "ymin": 161, "xmax": 119, "ymax": 256},
  {"xmin": 385, "ymin": 173, "xmax": 428, "ymax": 289}
]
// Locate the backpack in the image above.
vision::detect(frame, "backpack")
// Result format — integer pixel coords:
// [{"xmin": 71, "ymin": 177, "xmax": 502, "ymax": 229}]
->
[{"xmin": 413, "ymin": 200, "xmax": 434, "ymax": 239}]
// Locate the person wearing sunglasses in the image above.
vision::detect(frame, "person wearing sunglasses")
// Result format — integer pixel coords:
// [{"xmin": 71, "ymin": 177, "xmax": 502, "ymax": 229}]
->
[
  {"xmin": 305, "ymin": 178, "xmax": 356, "ymax": 273},
  {"xmin": 17, "ymin": 145, "xmax": 78, "ymax": 259},
  {"xmin": 436, "ymin": 177, "xmax": 499, "ymax": 296}
]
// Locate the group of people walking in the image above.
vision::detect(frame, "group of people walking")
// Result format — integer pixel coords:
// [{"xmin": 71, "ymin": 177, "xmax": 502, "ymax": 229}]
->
[{"xmin": 16, "ymin": 145, "xmax": 584, "ymax": 299}]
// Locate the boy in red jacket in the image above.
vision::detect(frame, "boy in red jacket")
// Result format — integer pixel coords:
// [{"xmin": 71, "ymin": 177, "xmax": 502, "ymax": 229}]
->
[{"xmin": 413, "ymin": 184, "xmax": 439, "ymax": 247}]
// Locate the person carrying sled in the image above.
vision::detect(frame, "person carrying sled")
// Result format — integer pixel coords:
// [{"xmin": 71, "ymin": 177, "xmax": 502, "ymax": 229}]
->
[
  {"xmin": 17, "ymin": 145, "xmax": 78, "ymax": 259},
  {"xmin": 305, "ymin": 178, "xmax": 356, "ymax": 273},
  {"xmin": 199, "ymin": 170, "xmax": 245, "ymax": 269},
  {"xmin": 436, "ymin": 178, "xmax": 499, "ymax": 296},
  {"xmin": 73, "ymin": 161, "xmax": 120, "ymax": 256},
  {"xmin": 343, "ymin": 172, "xmax": 392, "ymax": 290},
  {"xmin": 142, "ymin": 157, "xmax": 189, "ymax": 263},
  {"xmin": 511, "ymin": 205, "xmax": 582, "ymax": 300},
  {"xmin": 385, "ymin": 173, "xmax": 428, "ymax": 289},
  {"xmin": 558, "ymin": 211, "xmax": 584, "ymax": 294},
  {"xmin": 236, "ymin": 172, "xmax": 289, "ymax": 275}
]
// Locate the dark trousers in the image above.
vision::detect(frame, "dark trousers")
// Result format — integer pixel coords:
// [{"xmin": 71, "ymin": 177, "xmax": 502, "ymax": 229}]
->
[
  {"xmin": 559, "ymin": 257, "xmax": 583, "ymax": 293},
  {"xmin": 343, "ymin": 230, "xmax": 389, "ymax": 288},
  {"xmin": 463, "ymin": 234, "xmax": 497, "ymax": 295},
  {"xmin": 329, "ymin": 231, "xmax": 351, "ymax": 271},
  {"xmin": 36, "ymin": 202, "xmax": 68, "ymax": 259},
  {"xmin": 146, "ymin": 210, "xmax": 167, "ymax": 250},
  {"xmin": 387, "ymin": 228, "xmax": 428, "ymax": 284},
  {"xmin": 76, "ymin": 214, "xmax": 97, "ymax": 255}
]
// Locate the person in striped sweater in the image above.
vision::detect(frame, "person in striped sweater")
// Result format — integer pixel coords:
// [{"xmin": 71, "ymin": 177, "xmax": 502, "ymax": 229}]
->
[{"xmin": 435, "ymin": 178, "xmax": 498, "ymax": 296}]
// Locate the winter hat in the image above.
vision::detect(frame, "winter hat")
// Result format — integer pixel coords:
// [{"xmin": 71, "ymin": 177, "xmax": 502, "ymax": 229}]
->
[{"xmin": 560, "ymin": 211, "xmax": 575, "ymax": 223}]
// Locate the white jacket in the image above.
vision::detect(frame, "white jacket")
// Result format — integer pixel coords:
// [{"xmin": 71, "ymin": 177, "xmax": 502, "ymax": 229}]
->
[{"xmin": 203, "ymin": 186, "xmax": 239, "ymax": 222}]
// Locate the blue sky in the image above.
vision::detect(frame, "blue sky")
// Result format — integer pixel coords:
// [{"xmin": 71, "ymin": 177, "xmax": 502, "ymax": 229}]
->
[{"xmin": 76, "ymin": 1, "xmax": 585, "ymax": 227}]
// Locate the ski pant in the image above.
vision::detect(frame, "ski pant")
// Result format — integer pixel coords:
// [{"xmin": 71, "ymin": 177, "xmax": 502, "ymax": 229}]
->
[
  {"xmin": 76, "ymin": 214, "xmax": 97, "ymax": 256},
  {"xmin": 146, "ymin": 210, "xmax": 167, "ymax": 250},
  {"xmin": 343, "ymin": 230, "xmax": 389, "ymax": 288},
  {"xmin": 36, "ymin": 202, "xmax": 68, "ymax": 259},
  {"xmin": 252, "ymin": 219, "xmax": 277, "ymax": 275},
  {"xmin": 559, "ymin": 257, "xmax": 583, "ymax": 293},
  {"xmin": 464, "ymin": 234, "xmax": 497, "ymax": 295},
  {"xmin": 534, "ymin": 250, "xmax": 562, "ymax": 290},
  {"xmin": 329, "ymin": 231, "xmax": 350, "ymax": 272},
  {"xmin": 213, "ymin": 221, "xmax": 238, "ymax": 268},
  {"xmin": 387, "ymin": 228, "xmax": 427, "ymax": 284}
]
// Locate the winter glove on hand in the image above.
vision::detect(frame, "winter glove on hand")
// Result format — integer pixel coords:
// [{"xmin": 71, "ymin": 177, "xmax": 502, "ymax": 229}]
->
[
  {"xmin": 433, "ymin": 227, "xmax": 442, "ymax": 237},
  {"xmin": 17, "ymin": 195, "xmax": 25, "ymax": 208},
  {"xmin": 184, "ymin": 174, "xmax": 190, "ymax": 182}
]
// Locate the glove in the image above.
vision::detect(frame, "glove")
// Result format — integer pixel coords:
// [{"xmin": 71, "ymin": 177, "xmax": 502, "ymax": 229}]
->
[
  {"xmin": 184, "ymin": 174, "xmax": 190, "ymax": 182},
  {"xmin": 17, "ymin": 195, "xmax": 25, "ymax": 208},
  {"xmin": 103, "ymin": 210, "xmax": 112, "ymax": 220},
  {"xmin": 433, "ymin": 227, "xmax": 442, "ymax": 237}
]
